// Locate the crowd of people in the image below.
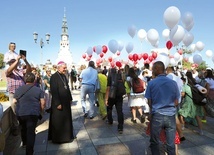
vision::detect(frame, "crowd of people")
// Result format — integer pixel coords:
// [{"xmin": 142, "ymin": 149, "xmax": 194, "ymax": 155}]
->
[{"xmin": 2, "ymin": 41, "xmax": 214, "ymax": 155}]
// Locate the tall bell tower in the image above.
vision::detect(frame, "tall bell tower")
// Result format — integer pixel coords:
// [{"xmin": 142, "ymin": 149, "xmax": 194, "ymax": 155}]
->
[{"xmin": 56, "ymin": 8, "xmax": 73, "ymax": 68}]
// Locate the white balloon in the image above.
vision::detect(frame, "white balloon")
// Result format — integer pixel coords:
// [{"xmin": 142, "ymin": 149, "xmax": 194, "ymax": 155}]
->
[
  {"xmin": 174, "ymin": 52, "xmax": 181, "ymax": 61},
  {"xmin": 117, "ymin": 40, "xmax": 124, "ymax": 51},
  {"xmin": 162, "ymin": 29, "xmax": 170, "ymax": 40},
  {"xmin": 128, "ymin": 25, "xmax": 137, "ymax": 38},
  {"xmin": 188, "ymin": 56, "xmax": 194, "ymax": 63},
  {"xmin": 184, "ymin": 21, "xmax": 194, "ymax": 31},
  {"xmin": 137, "ymin": 29, "xmax": 147, "ymax": 42},
  {"xmin": 95, "ymin": 45, "xmax": 102, "ymax": 55},
  {"xmin": 147, "ymin": 29, "xmax": 159, "ymax": 46},
  {"xmin": 206, "ymin": 50, "xmax": 213, "ymax": 58},
  {"xmin": 169, "ymin": 58, "xmax": 177, "ymax": 66},
  {"xmin": 125, "ymin": 42, "xmax": 134, "ymax": 53},
  {"xmin": 193, "ymin": 54, "xmax": 203, "ymax": 65},
  {"xmin": 169, "ymin": 25, "xmax": 185, "ymax": 46},
  {"xmin": 182, "ymin": 12, "xmax": 194, "ymax": 28},
  {"xmin": 86, "ymin": 46, "xmax": 93, "ymax": 56},
  {"xmin": 108, "ymin": 39, "xmax": 118, "ymax": 54},
  {"xmin": 182, "ymin": 32, "xmax": 194, "ymax": 47},
  {"xmin": 163, "ymin": 6, "xmax": 181, "ymax": 29},
  {"xmin": 189, "ymin": 44, "xmax": 196, "ymax": 53},
  {"xmin": 155, "ymin": 53, "xmax": 170, "ymax": 68},
  {"xmin": 195, "ymin": 41, "xmax": 205, "ymax": 51}
]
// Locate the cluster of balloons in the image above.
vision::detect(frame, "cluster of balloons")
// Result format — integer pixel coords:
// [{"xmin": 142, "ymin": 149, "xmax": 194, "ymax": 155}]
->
[
  {"xmin": 81, "ymin": 6, "xmax": 213, "ymax": 69},
  {"xmin": 82, "ymin": 45, "xmax": 108, "ymax": 61}
]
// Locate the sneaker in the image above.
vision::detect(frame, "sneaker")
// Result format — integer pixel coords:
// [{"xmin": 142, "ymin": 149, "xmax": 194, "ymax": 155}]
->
[
  {"xmin": 102, "ymin": 115, "xmax": 107, "ymax": 120},
  {"xmin": 201, "ymin": 119, "xmax": 207, "ymax": 123},
  {"xmin": 106, "ymin": 120, "xmax": 113, "ymax": 125},
  {"xmin": 140, "ymin": 115, "xmax": 146, "ymax": 123},
  {"xmin": 89, "ymin": 116, "xmax": 94, "ymax": 119},
  {"xmin": 180, "ymin": 137, "xmax": 186, "ymax": 141},
  {"xmin": 131, "ymin": 118, "xmax": 137, "ymax": 123},
  {"xmin": 118, "ymin": 129, "xmax": 123, "ymax": 134},
  {"xmin": 84, "ymin": 113, "xmax": 88, "ymax": 118}
]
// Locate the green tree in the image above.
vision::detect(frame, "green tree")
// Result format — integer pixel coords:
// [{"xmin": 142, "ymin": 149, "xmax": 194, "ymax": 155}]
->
[{"xmin": 0, "ymin": 53, "xmax": 5, "ymax": 69}]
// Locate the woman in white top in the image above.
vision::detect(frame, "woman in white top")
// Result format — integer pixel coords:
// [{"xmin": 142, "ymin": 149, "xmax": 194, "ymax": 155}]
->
[{"xmin": 127, "ymin": 67, "xmax": 148, "ymax": 123}]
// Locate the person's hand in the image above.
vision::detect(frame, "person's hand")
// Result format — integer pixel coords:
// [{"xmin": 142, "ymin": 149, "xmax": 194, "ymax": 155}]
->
[
  {"xmin": 17, "ymin": 55, "xmax": 22, "ymax": 61},
  {"xmin": 20, "ymin": 54, "xmax": 26, "ymax": 60},
  {"xmin": 105, "ymin": 100, "xmax": 108, "ymax": 106},
  {"xmin": 57, "ymin": 104, "xmax": 62, "ymax": 110}
]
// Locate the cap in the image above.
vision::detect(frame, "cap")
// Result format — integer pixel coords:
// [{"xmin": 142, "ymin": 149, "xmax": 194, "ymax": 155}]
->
[{"xmin": 57, "ymin": 61, "xmax": 66, "ymax": 66}]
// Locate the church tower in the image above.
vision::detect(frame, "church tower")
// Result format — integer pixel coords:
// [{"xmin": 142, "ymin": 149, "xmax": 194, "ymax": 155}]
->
[{"xmin": 56, "ymin": 8, "xmax": 73, "ymax": 68}]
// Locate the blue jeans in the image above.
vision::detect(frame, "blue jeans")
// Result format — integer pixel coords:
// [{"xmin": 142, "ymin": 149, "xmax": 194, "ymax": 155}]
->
[
  {"xmin": 80, "ymin": 84, "xmax": 95, "ymax": 117},
  {"xmin": 150, "ymin": 113, "xmax": 176, "ymax": 155}
]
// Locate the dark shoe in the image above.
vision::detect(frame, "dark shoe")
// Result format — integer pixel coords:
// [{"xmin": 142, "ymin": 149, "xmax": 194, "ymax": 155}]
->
[
  {"xmin": 102, "ymin": 115, "xmax": 107, "ymax": 120},
  {"xmin": 140, "ymin": 115, "xmax": 146, "ymax": 123},
  {"xmin": 131, "ymin": 118, "xmax": 137, "ymax": 123},
  {"xmin": 106, "ymin": 120, "xmax": 113, "ymax": 125},
  {"xmin": 118, "ymin": 129, "xmax": 123, "ymax": 134},
  {"xmin": 84, "ymin": 113, "xmax": 88, "ymax": 118},
  {"xmin": 180, "ymin": 137, "xmax": 186, "ymax": 141},
  {"xmin": 90, "ymin": 116, "xmax": 94, "ymax": 119},
  {"xmin": 96, "ymin": 101, "xmax": 99, "ymax": 107}
]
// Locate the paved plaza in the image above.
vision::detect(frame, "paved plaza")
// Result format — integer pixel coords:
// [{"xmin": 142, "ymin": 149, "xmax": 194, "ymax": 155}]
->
[{"xmin": 4, "ymin": 89, "xmax": 214, "ymax": 155}]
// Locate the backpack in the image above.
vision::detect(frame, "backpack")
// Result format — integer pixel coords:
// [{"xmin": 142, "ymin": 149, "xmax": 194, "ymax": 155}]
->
[
  {"xmin": 109, "ymin": 72, "xmax": 126, "ymax": 98},
  {"xmin": 70, "ymin": 69, "xmax": 76, "ymax": 77},
  {"xmin": 186, "ymin": 84, "xmax": 207, "ymax": 106},
  {"xmin": 132, "ymin": 77, "xmax": 145, "ymax": 93}
]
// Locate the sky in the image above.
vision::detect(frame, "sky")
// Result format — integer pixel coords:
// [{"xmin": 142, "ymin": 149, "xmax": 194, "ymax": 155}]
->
[{"xmin": 0, "ymin": 0, "xmax": 214, "ymax": 68}]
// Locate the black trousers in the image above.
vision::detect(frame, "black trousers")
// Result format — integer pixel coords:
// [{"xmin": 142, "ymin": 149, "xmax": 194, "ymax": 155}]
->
[
  {"xmin": 107, "ymin": 96, "xmax": 124, "ymax": 130},
  {"xmin": 18, "ymin": 115, "xmax": 38, "ymax": 155}
]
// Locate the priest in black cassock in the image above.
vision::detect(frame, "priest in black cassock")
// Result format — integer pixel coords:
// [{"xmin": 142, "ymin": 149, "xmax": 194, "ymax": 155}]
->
[{"xmin": 48, "ymin": 61, "xmax": 75, "ymax": 143}]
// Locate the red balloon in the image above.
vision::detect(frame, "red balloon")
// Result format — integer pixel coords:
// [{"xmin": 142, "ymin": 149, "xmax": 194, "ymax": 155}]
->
[
  {"xmin": 148, "ymin": 56, "xmax": 154, "ymax": 62},
  {"xmin": 100, "ymin": 52, "xmax": 104, "ymax": 58},
  {"xmin": 116, "ymin": 51, "xmax": 120, "ymax": 56},
  {"xmin": 142, "ymin": 53, "xmax": 148, "ymax": 60},
  {"xmin": 82, "ymin": 53, "xmax": 86, "ymax": 59},
  {"xmin": 166, "ymin": 40, "xmax": 173, "ymax": 50},
  {"xmin": 89, "ymin": 54, "xmax": 93, "ymax": 58},
  {"xmin": 86, "ymin": 56, "xmax": 91, "ymax": 61},
  {"xmin": 128, "ymin": 54, "xmax": 133, "ymax": 61},
  {"xmin": 102, "ymin": 45, "xmax": 108, "ymax": 53},
  {"xmin": 116, "ymin": 61, "xmax": 122, "ymax": 68},
  {"xmin": 110, "ymin": 62, "xmax": 115, "ymax": 68},
  {"xmin": 132, "ymin": 54, "xmax": 139, "ymax": 62},
  {"xmin": 178, "ymin": 49, "xmax": 183, "ymax": 55},
  {"xmin": 108, "ymin": 56, "xmax": 113, "ymax": 62},
  {"xmin": 152, "ymin": 52, "xmax": 157, "ymax": 59}
]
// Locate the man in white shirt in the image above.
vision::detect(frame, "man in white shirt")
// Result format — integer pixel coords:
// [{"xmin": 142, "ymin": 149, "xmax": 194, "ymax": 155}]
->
[{"xmin": 4, "ymin": 42, "xmax": 19, "ymax": 65}]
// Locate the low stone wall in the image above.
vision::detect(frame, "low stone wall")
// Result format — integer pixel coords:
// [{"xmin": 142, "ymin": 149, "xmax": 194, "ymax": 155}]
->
[{"xmin": 1, "ymin": 101, "xmax": 13, "ymax": 139}]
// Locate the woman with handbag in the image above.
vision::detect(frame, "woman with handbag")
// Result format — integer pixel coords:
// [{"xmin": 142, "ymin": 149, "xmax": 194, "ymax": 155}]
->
[{"xmin": 13, "ymin": 72, "xmax": 45, "ymax": 155}]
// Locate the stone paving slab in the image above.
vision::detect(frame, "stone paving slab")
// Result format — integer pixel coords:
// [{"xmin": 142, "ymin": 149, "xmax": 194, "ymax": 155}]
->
[{"xmin": 3, "ymin": 89, "xmax": 214, "ymax": 155}]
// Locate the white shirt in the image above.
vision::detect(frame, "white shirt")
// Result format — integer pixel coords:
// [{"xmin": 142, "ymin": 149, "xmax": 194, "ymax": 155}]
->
[{"xmin": 4, "ymin": 50, "xmax": 19, "ymax": 63}]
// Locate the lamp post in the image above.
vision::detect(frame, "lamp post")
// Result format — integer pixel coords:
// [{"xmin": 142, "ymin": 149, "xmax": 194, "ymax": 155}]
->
[{"xmin": 33, "ymin": 32, "xmax": 50, "ymax": 66}]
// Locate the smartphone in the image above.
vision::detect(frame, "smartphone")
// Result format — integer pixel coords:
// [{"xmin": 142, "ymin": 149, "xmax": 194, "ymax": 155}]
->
[{"xmin": 19, "ymin": 50, "xmax": 27, "ymax": 57}]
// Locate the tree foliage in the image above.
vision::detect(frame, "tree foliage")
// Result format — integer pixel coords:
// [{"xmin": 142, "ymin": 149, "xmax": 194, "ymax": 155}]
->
[{"xmin": 0, "ymin": 53, "xmax": 5, "ymax": 69}]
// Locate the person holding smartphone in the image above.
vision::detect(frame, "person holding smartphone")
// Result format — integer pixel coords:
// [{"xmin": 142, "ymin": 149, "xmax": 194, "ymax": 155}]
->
[{"xmin": 5, "ymin": 52, "xmax": 31, "ymax": 136}]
